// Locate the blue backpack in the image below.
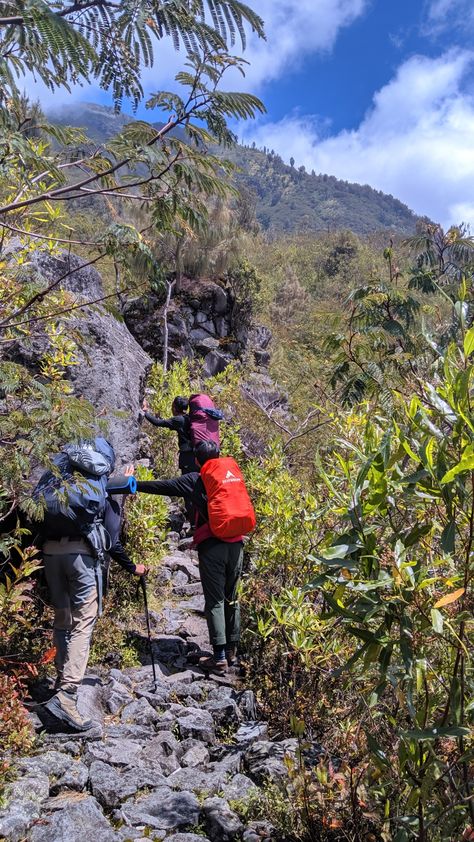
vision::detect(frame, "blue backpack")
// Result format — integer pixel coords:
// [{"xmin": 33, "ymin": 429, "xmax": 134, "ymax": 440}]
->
[{"xmin": 34, "ymin": 437, "xmax": 115, "ymax": 558}]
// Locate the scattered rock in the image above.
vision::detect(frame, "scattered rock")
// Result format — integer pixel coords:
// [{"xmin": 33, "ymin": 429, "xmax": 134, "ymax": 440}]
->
[
  {"xmin": 166, "ymin": 835, "xmax": 211, "ymax": 842},
  {"xmin": 18, "ymin": 751, "xmax": 88, "ymax": 793},
  {"xmin": 118, "ymin": 787, "xmax": 200, "ymax": 831},
  {"xmin": 166, "ymin": 767, "xmax": 225, "ymax": 795},
  {"xmin": 180, "ymin": 743, "xmax": 210, "ymax": 767},
  {"xmin": 220, "ymin": 773, "xmax": 258, "ymax": 803},
  {"xmin": 120, "ymin": 697, "xmax": 161, "ymax": 726},
  {"xmin": 28, "ymin": 794, "xmax": 118, "ymax": 842},
  {"xmin": 203, "ymin": 697, "xmax": 241, "ymax": 726},
  {"xmin": 177, "ymin": 707, "xmax": 215, "ymax": 743},
  {"xmin": 242, "ymin": 821, "xmax": 277, "ymax": 841},
  {"xmin": 245, "ymin": 739, "xmax": 298, "ymax": 783},
  {"xmin": 233, "ymin": 689, "xmax": 258, "ymax": 720},
  {"xmin": 85, "ymin": 738, "xmax": 144, "ymax": 768},
  {"xmin": 202, "ymin": 796, "xmax": 244, "ymax": 842},
  {"xmin": 0, "ymin": 775, "xmax": 49, "ymax": 842},
  {"xmin": 89, "ymin": 760, "xmax": 167, "ymax": 809},
  {"xmin": 234, "ymin": 722, "xmax": 269, "ymax": 745},
  {"xmin": 105, "ymin": 679, "xmax": 135, "ymax": 714},
  {"xmin": 202, "ymin": 350, "xmax": 232, "ymax": 378}
]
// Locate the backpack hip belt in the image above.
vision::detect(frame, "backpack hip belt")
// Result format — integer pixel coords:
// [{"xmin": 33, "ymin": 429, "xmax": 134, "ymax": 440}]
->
[{"xmin": 43, "ymin": 537, "xmax": 91, "ymax": 555}]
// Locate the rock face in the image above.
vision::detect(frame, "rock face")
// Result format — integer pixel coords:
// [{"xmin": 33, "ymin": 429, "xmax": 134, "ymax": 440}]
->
[
  {"xmin": 123, "ymin": 277, "xmax": 267, "ymax": 377},
  {"xmin": 8, "ymin": 250, "xmax": 153, "ymax": 466},
  {"xmin": 0, "ymin": 539, "xmax": 308, "ymax": 842}
]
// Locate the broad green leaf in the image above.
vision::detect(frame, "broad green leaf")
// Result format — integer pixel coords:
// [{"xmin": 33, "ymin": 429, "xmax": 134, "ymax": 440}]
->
[
  {"xmin": 441, "ymin": 456, "xmax": 474, "ymax": 484},
  {"xmin": 464, "ymin": 326, "xmax": 474, "ymax": 357},
  {"xmin": 319, "ymin": 544, "xmax": 359, "ymax": 560},
  {"xmin": 401, "ymin": 725, "xmax": 470, "ymax": 741},
  {"xmin": 430, "ymin": 608, "xmax": 444, "ymax": 634},
  {"xmin": 441, "ymin": 519, "xmax": 455, "ymax": 554},
  {"xmin": 366, "ymin": 733, "xmax": 389, "ymax": 765}
]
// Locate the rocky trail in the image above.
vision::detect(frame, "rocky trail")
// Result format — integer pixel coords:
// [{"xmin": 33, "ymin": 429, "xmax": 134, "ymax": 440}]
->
[{"xmin": 0, "ymin": 530, "xmax": 300, "ymax": 842}]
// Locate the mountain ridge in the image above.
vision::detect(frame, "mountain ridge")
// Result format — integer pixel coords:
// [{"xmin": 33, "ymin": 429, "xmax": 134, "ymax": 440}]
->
[{"xmin": 49, "ymin": 102, "xmax": 421, "ymax": 237}]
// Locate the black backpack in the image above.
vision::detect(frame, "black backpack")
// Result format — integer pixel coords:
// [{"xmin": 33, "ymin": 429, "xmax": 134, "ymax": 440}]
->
[{"xmin": 33, "ymin": 437, "xmax": 115, "ymax": 559}]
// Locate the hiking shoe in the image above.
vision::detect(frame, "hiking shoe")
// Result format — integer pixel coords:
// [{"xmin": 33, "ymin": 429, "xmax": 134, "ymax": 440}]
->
[
  {"xmin": 199, "ymin": 656, "xmax": 228, "ymax": 675},
  {"xmin": 44, "ymin": 690, "xmax": 94, "ymax": 731},
  {"xmin": 226, "ymin": 646, "xmax": 238, "ymax": 667}
]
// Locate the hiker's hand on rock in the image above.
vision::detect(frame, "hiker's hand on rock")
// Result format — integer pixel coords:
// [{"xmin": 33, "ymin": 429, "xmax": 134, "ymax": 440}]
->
[
  {"xmin": 142, "ymin": 398, "xmax": 149, "ymax": 411},
  {"xmin": 124, "ymin": 463, "xmax": 134, "ymax": 476},
  {"xmin": 134, "ymin": 564, "xmax": 148, "ymax": 576}
]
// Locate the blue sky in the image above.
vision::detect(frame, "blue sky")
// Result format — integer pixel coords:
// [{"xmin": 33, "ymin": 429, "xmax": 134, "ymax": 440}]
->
[
  {"xmin": 261, "ymin": 0, "xmax": 435, "ymax": 133},
  {"xmin": 31, "ymin": 0, "xmax": 474, "ymax": 229}
]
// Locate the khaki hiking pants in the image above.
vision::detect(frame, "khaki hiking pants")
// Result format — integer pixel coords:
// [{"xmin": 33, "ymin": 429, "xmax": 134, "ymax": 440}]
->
[{"xmin": 43, "ymin": 539, "xmax": 99, "ymax": 694}]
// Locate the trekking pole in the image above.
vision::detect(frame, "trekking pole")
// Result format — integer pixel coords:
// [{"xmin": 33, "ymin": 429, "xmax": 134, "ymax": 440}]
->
[{"xmin": 139, "ymin": 575, "xmax": 158, "ymax": 690}]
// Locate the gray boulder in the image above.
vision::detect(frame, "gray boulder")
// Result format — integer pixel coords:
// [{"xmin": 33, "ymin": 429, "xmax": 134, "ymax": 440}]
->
[
  {"xmin": 138, "ymin": 732, "xmax": 181, "ymax": 776},
  {"xmin": 0, "ymin": 774, "xmax": 49, "ymax": 842},
  {"xmin": 177, "ymin": 707, "xmax": 215, "ymax": 743},
  {"xmin": 89, "ymin": 760, "xmax": 167, "ymax": 809},
  {"xmin": 202, "ymin": 796, "xmax": 244, "ymax": 842},
  {"xmin": 203, "ymin": 697, "xmax": 241, "ymax": 727},
  {"xmin": 245, "ymin": 739, "xmax": 298, "ymax": 783},
  {"xmin": 166, "ymin": 836, "xmax": 211, "ymax": 842},
  {"xmin": 180, "ymin": 743, "xmax": 210, "ymax": 768},
  {"xmin": 28, "ymin": 795, "xmax": 118, "ymax": 842},
  {"xmin": 85, "ymin": 738, "xmax": 144, "ymax": 767},
  {"xmin": 15, "ymin": 250, "xmax": 152, "ymax": 467},
  {"xmin": 105, "ymin": 679, "xmax": 135, "ymax": 714},
  {"xmin": 219, "ymin": 773, "xmax": 258, "ymax": 803},
  {"xmin": 118, "ymin": 788, "xmax": 200, "ymax": 831},
  {"xmin": 202, "ymin": 350, "xmax": 233, "ymax": 378},
  {"xmin": 120, "ymin": 697, "xmax": 161, "ymax": 726},
  {"xmin": 234, "ymin": 722, "xmax": 269, "ymax": 745},
  {"xmin": 233, "ymin": 690, "xmax": 258, "ymax": 720},
  {"xmin": 166, "ymin": 767, "xmax": 225, "ymax": 795},
  {"xmin": 18, "ymin": 750, "xmax": 89, "ymax": 792}
]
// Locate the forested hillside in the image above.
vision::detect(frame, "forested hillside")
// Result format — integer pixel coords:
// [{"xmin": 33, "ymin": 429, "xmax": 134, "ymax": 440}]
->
[
  {"xmin": 1, "ymin": 2, "xmax": 473, "ymax": 841},
  {"xmin": 52, "ymin": 102, "xmax": 420, "ymax": 236}
]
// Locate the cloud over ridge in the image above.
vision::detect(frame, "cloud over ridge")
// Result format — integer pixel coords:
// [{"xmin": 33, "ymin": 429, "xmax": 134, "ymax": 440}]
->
[{"xmin": 243, "ymin": 50, "xmax": 474, "ymax": 229}]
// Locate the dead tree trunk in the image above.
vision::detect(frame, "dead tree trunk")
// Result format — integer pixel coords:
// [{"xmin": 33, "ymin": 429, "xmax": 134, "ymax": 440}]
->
[{"xmin": 162, "ymin": 278, "xmax": 175, "ymax": 373}]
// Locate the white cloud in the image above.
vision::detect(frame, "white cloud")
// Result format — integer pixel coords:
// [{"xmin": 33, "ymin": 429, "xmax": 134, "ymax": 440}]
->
[
  {"xmin": 234, "ymin": 0, "xmax": 369, "ymax": 88},
  {"xmin": 424, "ymin": 0, "xmax": 474, "ymax": 33},
  {"xmin": 241, "ymin": 50, "xmax": 474, "ymax": 229},
  {"xmin": 24, "ymin": 0, "xmax": 369, "ymax": 108}
]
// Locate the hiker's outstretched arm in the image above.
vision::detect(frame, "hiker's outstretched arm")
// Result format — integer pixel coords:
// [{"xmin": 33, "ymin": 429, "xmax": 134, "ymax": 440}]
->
[
  {"xmin": 143, "ymin": 412, "xmax": 175, "ymax": 429},
  {"xmin": 136, "ymin": 473, "xmax": 198, "ymax": 499}
]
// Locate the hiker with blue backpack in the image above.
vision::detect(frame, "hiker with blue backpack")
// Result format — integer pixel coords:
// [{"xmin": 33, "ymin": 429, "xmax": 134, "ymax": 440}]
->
[{"xmin": 33, "ymin": 438, "xmax": 147, "ymax": 731}]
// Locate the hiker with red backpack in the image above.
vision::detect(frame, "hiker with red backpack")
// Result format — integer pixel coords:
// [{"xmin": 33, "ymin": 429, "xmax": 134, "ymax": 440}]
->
[{"xmin": 135, "ymin": 440, "xmax": 256, "ymax": 673}]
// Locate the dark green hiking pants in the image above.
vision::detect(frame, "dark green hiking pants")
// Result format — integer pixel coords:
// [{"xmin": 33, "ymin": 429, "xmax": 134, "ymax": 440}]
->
[{"xmin": 197, "ymin": 538, "xmax": 244, "ymax": 648}]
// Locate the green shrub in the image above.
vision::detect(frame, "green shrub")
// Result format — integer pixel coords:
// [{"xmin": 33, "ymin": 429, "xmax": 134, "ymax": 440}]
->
[{"xmin": 0, "ymin": 672, "xmax": 35, "ymax": 796}]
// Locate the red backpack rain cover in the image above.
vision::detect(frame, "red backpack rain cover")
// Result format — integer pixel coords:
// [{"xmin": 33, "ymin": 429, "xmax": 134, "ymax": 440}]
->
[
  {"xmin": 189, "ymin": 394, "xmax": 221, "ymax": 447},
  {"xmin": 200, "ymin": 456, "xmax": 256, "ymax": 540}
]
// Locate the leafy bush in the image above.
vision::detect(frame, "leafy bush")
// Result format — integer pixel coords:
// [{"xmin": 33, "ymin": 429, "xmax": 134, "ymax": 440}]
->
[
  {"xmin": 0, "ymin": 673, "xmax": 35, "ymax": 795},
  {"xmin": 243, "ymin": 311, "xmax": 474, "ymax": 839}
]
